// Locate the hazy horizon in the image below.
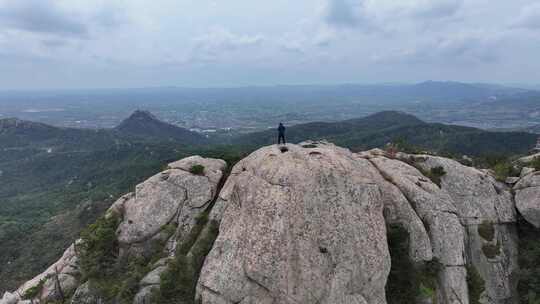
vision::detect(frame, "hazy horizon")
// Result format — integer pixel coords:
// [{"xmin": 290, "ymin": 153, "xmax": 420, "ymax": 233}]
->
[{"xmin": 0, "ymin": 80, "xmax": 539, "ymax": 93}]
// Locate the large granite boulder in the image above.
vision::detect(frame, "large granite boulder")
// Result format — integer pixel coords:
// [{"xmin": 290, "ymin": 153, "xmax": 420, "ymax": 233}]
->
[
  {"xmin": 368, "ymin": 154, "xmax": 469, "ymax": 304},
  {"xmin": 515, "ymin": 171, "xmax": 540, "ymax": 228},
  {"xmin": 116, "ymin": 156, "xmax": 226, "ymax": 255},
  {"xmin": 197, "ymin": 142, "xmax": 391, "ymax": 304},
  {"xmin": 408, "ymin": 154, "xmax": 518, "ymax": 304}
]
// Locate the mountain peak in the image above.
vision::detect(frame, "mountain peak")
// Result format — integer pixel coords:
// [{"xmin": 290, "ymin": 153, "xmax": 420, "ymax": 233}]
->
[
  {"xmin": 127, "ymin": 110, "xmax": 159, "ymax": 121},
  {"xmin": 115, "ymin": 110, "xmax": 205, "ymax": 143}
]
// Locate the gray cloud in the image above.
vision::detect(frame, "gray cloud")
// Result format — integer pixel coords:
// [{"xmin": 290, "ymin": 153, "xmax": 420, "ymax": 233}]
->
[
  {"xmin": 0, "ymin": 0, "xmax": 538, "ymax": 89},
  {"xmin": 0, "ymin": 0, "xmax": 88, "ymax": 38},
  {"xmin": 324, "ymin": 0, "xmax": 361, "ymax": 28},
  {"xmin": 411, "ymin": 0, "xmax": 463, "ymax": 19},
  {"xmin": 510, "ymin": 3, "xmax": 540, "ymax": 29}
]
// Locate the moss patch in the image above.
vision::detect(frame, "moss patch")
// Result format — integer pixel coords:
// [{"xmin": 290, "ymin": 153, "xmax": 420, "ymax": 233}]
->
[
  {"xmin": 423, "ymin": 166, "xmax": 446, "ymax": 187},
  {"xmin": 531, "ymin": 157, "xmax": 540, "ymax": 171},
  {"xmin": 385, "ymin": 224, "xmax": 441, "ymax": 304},
  {"xmin": 467, "ymin": 265, "xmax": 485, "ymax": 304},
  {"xmin": 22, "ymin": 278, "xmax": 45, "ymax": 300},
  {"xmin": 153, "ymin": 213, "xmax": 220, "ymax": 304},
  {"xmin": 478, "ymin": 221, "xmax": 495, "ymax": 242},
  {"xmin": 517, "ymin": 216, "xmax": 540, "ymax": 304},
  {"xmin": 482, "ymin": 242, "xmax": 501, "ymax": 259},
  {"xmin": 77, "ymin": 213, "xmax": 169, "ymax": 303},
  {"xmin": 492, "ymin": 161, "xmax": 520, "ymax": 182},
  {"xmin": 189, "ymin": 165, "xmax": 205, "ymax": 176}
]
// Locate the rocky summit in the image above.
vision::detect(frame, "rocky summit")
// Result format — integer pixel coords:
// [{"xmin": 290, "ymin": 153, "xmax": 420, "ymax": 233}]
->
[{"xmin": 2, "ymin": 141, "xmax": 540, "ymax": 304}]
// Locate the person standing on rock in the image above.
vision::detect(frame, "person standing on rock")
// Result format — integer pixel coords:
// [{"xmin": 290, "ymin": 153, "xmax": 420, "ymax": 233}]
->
[{"xmin": 278, "ymin": 122, "xmax": 286, "ymax": 144}]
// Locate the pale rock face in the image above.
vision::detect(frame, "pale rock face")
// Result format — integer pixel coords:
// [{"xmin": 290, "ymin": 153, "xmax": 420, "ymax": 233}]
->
[
  {"xmin": 521, "ymin": 167, "xmax": 535, "ymax": 178},
  {"xmin": 358, "ymin": 150, "xmax": 432, "ymax": 262},
  {"xmin": 132, "ymin": 265, "xmax": 168, "ymax": 304},
  {"xmin": 116, "ymin": 156, "xmax": 226, "ymax": 245},
  {"xmin": 518, "ymin": 153, "xmax": 540, "ymax": 164},
  {"xmin": 198, "ymin": 142, "xmax": 390, "ymax": 304},
  {"xmin": 70, "ymin": 282, "xmax": 105, "ymax": 304},
  {"xmin": 515, "ymin": 171, "xmax": 540, "ymax": 228},
  {"xmin": 401, "ymin": 154, "xmax": 518, "ymax": 304},
  {"xmin": 6, "ymin": 244, "xmax": 81, "ymax": 304},
  {"xmin": 368, "ymin": 155, "xmax": 469, "ymax": 304},
  {"xmin": 0, "ymin": 292, "xmax": 17, "ymax": 304}
]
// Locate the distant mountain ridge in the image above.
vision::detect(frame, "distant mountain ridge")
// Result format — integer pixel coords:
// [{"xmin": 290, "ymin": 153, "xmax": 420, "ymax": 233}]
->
[
  {"xmin": 0, "ymin": 110, "xmax": 205, "ymax": 152},
  {"xmin": 234, "ymin": 111, "xmax": 538, "ymax": 156}
]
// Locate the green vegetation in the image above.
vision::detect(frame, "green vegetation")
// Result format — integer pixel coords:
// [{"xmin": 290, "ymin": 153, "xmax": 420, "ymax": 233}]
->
[
  {"xmin": 478, "ymin": 221, "xmax": 495, "ymax": 242},
  {"xmin": 385, "ymin": 224, "xmax": 441, "ymax": 303},
  {"xmin": 78, "ymin": 214, "xmax": 121, "ymax": 281},
  {"xmin": 0, "ymin": 139, "xmax": 246, "ymax": 292},
  {"xmin": 189, "ymin": 165, "xmax": 205, "ymax": 176},
  {"xmin": 531, "ymin": 157, "xmax": 540, "ymax": 171},
  {"xmin": 22, "ymin": 279, "xmax": 45, "ymax": 300},
  {"xmin": 518, "ymin": 217, "xmax": 540, "ymax": 304},
  {"xmin": 492, "ymin": 161, "xmax": 520, "ymax": 182},
  {"xmin": 482, "ymin": 242, "xmax": 501, "ymax": 259},
  {"xmin": 467, "ymin": 265, "xmax": 486, "ymax": 304},
  {"xmin": 153, "ymin": 213, "xmax": 220, "ymax": 304},
  {"xmin": 424, "ymin": 166, "xmax": 447, "ymax": 187},
  {"xmin": 77, "ymin": 212, "xmax": 174, "ymax": 303},
  {"xmin": 406, "ymin": 158, "xmax": 447, "ymax": 187}
]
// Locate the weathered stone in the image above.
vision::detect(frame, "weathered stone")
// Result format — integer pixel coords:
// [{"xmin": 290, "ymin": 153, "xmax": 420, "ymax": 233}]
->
[
  {"xmin": 518, "ymin": 153, "xmax": 540, "ymax": 164},
  {"xmin": 0, "ymin": 292, "xmax": 17, "ymax": 304},
  {"xmin": 515, "ymin": 172, "xmax": 540, "ymax": 228},
  {"xmin": 198, "ymin": 143, "xmax": 390, "ymax": 304},
  {"xmin": 521, "ymin": 167, "xmax": 535, "ymax": 178},
  {"xmin": 117, "ymin": 156, "xmax": 226, "ymax": 245},
  {"xmin": 11, "ymin": 244, "xmax": 80, "ymax": 303},
  {"xmin": 358, "ymin": 150, "xmax": 432, "ymax": 262},
  {"xmin": 506, "ymin": 177, "xmax": 520, "ymax": 185},
  {"xmin": 404, "ymin": 154, "xmax": 518, "ymax": 304},
  {"xmin": 140, "ymin": 266, "xmax": 167, "ymax": 286},
  {"xmin": 70, "ymin": 282, "xmax": 105, "ymax": 304},
  {"xmin": 369, "ymin": 155, "xmax": 468, "ymax": 304},
  {"xmin": 133, "ymin": 286, "xmax": 156, "ymax": 304}
]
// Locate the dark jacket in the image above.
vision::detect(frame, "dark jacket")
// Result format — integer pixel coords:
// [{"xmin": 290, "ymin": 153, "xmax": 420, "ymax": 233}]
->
[{"xmin": 278, "ymin": 124, "xmax": 285, "ymax": 134}]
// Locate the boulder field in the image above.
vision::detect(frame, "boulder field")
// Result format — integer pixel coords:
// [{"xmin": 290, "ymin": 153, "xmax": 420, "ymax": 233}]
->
[{"xmin": 2, "ymin": 141, "xmax": 539, "ymax": 304}]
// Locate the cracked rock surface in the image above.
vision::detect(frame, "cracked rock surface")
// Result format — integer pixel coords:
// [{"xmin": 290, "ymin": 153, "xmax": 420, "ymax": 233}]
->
[
  {"xmin": 117, "ymin": 156, "xmax": 226, "ymax": 246},
  {"xmin": 515, "ymin": 171, "xmax": 540, "ymax": 228},
  {"xmin": 197, "ymin": 142, "xmax": 391, "ymax": 304}
]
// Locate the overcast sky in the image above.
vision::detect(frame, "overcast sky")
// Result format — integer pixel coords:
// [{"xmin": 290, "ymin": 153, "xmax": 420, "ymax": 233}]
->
[{"xmin": 0, "ymin": 0, "xmax": 539, "ymax": 89}]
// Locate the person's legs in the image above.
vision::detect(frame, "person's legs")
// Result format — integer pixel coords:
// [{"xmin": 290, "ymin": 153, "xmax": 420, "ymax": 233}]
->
[{"xmin": 278, "ymin": 134, "xmax": 285, "ymax": 144}]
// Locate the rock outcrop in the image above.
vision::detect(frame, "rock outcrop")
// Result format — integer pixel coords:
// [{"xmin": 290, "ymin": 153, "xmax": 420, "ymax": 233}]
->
[
  {"xmin": 4, "ymin": 142, "xmax": 539, "ymax": 304},
  {"xmin": 197, "ymin": 142, "xmax": 390, "ymax": 304},
  {"xmin": 398, "ymin": 154, "xmax": 518, "ymax": 304},
  {"xmin": 515, "ymin": 171, "xmax": 540, "ymax": 228},
  {"xmin": 115, "ymin": 155, "xmax": 226, "ymax": 257}
]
